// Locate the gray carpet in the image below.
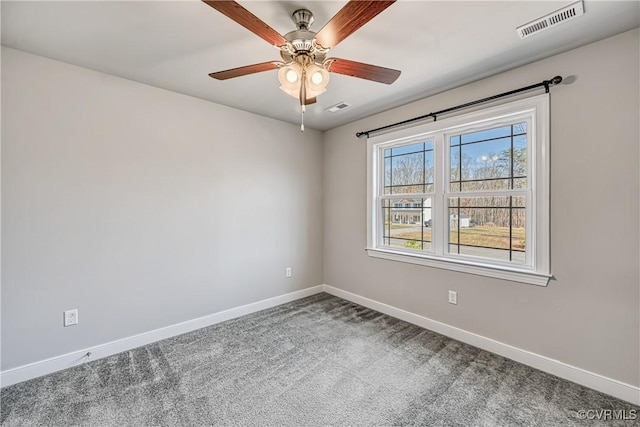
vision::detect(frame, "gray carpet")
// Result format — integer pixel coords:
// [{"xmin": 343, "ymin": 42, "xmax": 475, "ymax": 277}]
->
[{"xmin": 1, "ymin": 293, "xmax": 638, "ymax": 426}]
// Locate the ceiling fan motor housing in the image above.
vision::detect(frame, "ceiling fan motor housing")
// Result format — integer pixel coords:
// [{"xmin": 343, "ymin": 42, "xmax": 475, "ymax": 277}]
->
[{"xmin": 284, "ymin": 29, "xmax": 316, "ymax": 52}]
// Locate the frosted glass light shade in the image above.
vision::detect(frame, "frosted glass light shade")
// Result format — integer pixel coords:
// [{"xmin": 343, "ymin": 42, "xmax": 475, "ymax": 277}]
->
[
  {"xmin": 306, "ymin": 63, "xmax": 330, "ymax": 94},
  {"xmin": 278, "ymin": 63, "xmax": 302, "ymax": 93}
]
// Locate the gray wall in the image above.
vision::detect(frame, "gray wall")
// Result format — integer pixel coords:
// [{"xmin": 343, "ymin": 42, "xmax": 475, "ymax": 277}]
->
[
  {"xmin": 323, "ymin": 29, "xmax": 639, "ymax": 387},
  {"xmin": 1, "ymin": 47, "xmax": 324, "ymax": 370}
]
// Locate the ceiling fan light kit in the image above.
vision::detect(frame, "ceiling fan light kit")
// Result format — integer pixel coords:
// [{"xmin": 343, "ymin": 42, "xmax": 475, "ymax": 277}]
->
[
  {"xmin": 277, "ymin": 51, "xmax": 331, "ymax": 102},
  {"xmin": 203, "ymin": 0, "xmax": 401, "ymax": 131}
]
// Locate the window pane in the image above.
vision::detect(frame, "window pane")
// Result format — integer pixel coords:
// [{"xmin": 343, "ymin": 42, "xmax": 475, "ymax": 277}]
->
[
  {"xmin": 392, "ymin": 142, "xmax": 424, "ymax": 156},
  {"xmin": 513, "ymin": 121, "xmax": 527, "ymax": 134},
  {"xmin": 463, "ymin": 138, "xmax": 511, "ymax": 178},
  {"xmin": 513, "ymin": 135, "xmax": 527, "ymax": 183},
  {"xmin": 381, "ymin": 198, "xmax": 432, "ymax": 252},
  {"xmin": 450, "ymin": 123, "xmax": 528, "ymax": 192},
  {"xmin": 461, "ymin": 125, "xmax": 511, "ymax": 144},
  {"xmin": 514, "ymin": 134, "xmax": 527, "ymax": 149},
  {"xmin": 383, "ymin": 141, "xmax": 434, "ymax": 195},
  {"xmin": 382, "ymin": 199, "xmax": 391, "ymax": 246},
  {"xmin": 450, "ymin": 145, "xmax": 460, "ymax": 183},
  {"xmin": 391, "ymin": 152, "xmax": 423, "ymax": 189},
  {"xmin": 425, "ymin": 150, "xmax": 434, "ymax": 191},
  {"xmin": 384, "ymin": 157, "xmax": 391, "ymax": 187},
  {"xmin": 454, "ymin": 178, "xmax": 511, "ymax": 192},
  {"xmin": 447, "ymin": 196, "xmax": 526, "ymax": 263},
  {"xmin": 512, "ymin": 208, "xmax": 526, "ymax": 263},
  {"xmin": 391, "ymin": 185, "xmax": 423, "ymax": 194},
  {"xmin": 513, "ymin": 177, "xmax": 527, "ymax": 190}
]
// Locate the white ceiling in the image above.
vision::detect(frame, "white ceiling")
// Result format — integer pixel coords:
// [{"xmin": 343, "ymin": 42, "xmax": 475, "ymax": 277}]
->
[{"xmin": 2, "ymin": 1, "xmax": 638, "ymax": 131}]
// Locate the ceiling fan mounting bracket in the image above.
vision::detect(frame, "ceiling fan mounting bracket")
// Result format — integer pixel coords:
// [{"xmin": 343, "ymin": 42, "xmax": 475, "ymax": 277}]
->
[{"xmin": 291, "ymin": 9, "xmax": 314, "ymax": 30}]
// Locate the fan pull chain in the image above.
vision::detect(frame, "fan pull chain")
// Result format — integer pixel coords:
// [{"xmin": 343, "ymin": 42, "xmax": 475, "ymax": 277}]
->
[{"xmin": 300, "ymin": 69, "xmax": 307, "ymax": 132}]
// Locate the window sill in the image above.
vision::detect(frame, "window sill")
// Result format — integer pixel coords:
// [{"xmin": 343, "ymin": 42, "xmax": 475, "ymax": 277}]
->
[{"xmin": 365, "ymin": 248, "xmax": 551, "ymax": 286}]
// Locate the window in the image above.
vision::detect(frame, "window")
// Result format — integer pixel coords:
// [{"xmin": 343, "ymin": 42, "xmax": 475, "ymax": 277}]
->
[{"xmin": 366, "ymin": 95, "xmax": 550, "ymax": 286}]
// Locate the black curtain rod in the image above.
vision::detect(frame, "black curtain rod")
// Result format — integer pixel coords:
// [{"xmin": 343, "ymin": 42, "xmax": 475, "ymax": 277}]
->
[{"xmin": 356, "ymin": 75, "xmax": 563, "ymax": 138}]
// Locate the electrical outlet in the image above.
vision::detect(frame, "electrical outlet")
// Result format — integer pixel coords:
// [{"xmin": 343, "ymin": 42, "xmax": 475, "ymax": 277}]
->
[
  {"xmin": 448, "ymin": 291, "xmax": 458, "ymax": 305},
  {"xmin": 64, "ymin": 309, "xmax": 78, "ymax": 327},
  {"xmin": 286, "ymin": 267, "xmax": 292, "ymax": 278}
]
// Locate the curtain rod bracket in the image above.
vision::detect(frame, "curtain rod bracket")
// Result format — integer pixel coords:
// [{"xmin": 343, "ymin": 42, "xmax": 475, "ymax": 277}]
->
[{"xmin": 544, "ymin": 75, "xmax": 563, "ymax": 93}]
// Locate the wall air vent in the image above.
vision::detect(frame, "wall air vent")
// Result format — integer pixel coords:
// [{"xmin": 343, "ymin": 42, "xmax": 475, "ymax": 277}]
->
[
  {"xmin": 517, "ymin": 0, "xmax": 584, "ymax": 39},
  {"xmin": 326, "ymin": 102, "xmax": 352, "ymax": 113}
]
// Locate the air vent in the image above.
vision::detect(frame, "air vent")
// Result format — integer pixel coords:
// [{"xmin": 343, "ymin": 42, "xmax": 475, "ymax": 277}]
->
[
  {"xmin": 326, "ymin": 102, "xmax": 352, "ymax": 113},
  {"xmin": 517, "ymin": 0, "xmax": 584, "ymax": 39}
]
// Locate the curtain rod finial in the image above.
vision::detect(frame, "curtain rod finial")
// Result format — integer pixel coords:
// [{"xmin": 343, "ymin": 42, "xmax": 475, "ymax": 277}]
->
[{"xmin": 551, "ymin": 75, "xmax": 563, "ymax": 85}]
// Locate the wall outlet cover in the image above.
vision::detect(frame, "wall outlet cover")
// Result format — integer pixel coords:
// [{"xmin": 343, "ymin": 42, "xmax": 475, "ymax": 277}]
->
[
  {"xmin": 64, "ymin": 309, "xmax": 78, "ymax": 327},
  {"xmin": 448, "ymin": 291, "xmax": 458, "ymax": 305}
]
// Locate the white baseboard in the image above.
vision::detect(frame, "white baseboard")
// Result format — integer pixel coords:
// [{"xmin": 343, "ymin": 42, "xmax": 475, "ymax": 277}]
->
[
  {"xmin": 0, "ymin": 285, "xmax": 324, "ymax": 388},
  {"xmin": 322, "ymin": 284, "xmax": 640, "ymax": 406}
]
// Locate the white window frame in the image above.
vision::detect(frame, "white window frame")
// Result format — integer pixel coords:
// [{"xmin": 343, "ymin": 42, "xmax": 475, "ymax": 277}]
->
[{"xmin": 366, "ymin": 94, "xmax": 551, "ymax": 286}]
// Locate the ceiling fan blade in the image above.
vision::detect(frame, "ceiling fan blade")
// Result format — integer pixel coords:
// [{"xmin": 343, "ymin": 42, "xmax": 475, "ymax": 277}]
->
[
  {"xmin": 209, "ymin": 61, "xmax": 280, "ymax": 80},
  {"xmin": 326, "ymin": 58, "xmax": 401, "ymax": 84},
  {"xmin": 304, "ymin": 97, "xmax": 317, "ymax": 106},
  {"xmin": 202, "ymin": 1, "xmax": 287, "ymax": 47},
  {"xmin": 314, "ymin": 0, "xmax": 396, "ymax": 49}
]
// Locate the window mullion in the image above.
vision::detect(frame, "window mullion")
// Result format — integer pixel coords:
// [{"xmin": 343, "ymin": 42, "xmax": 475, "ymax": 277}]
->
[{"xmin": 434, "ymin": 133, "xmax": 446, "ymax": 256}]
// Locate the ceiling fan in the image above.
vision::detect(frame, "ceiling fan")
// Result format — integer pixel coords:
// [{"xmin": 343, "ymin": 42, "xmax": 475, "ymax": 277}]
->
[{"xmin": 202, "ymin": 0, "xmax": 401, "ymax": 130}]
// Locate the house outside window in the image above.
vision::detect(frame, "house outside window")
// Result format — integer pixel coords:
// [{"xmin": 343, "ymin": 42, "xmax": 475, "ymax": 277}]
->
[{"xmin": 366, "ymin": 95, "xmax": 551, "ymax": 286}]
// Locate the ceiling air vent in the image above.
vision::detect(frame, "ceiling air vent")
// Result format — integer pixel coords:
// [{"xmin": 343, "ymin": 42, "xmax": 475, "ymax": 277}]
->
[
  {"xmin": 326, "ymin": 102, "xmax": 352, "ymax": 113},
  {"xmin": 517, "ymin": 0, "xmax": 584, "ymax": 39}
]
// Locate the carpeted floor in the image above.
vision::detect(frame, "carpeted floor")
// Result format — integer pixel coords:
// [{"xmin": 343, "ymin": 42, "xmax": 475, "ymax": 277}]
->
[{"xmin": 1, "ymin": 293, "xmax": 638, "ymax": 426}]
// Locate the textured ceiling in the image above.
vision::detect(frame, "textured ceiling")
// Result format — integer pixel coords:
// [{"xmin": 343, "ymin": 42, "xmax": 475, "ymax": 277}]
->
[{"xmin": 2, "ymin": 1, "xmax": 639, "ymax": 131}]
